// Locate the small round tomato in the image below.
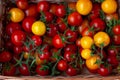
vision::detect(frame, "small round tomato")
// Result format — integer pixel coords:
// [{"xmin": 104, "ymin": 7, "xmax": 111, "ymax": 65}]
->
[
  {"xmin": 49, "ymin": 3, "xmax": 57, "ymax": 15},
  {"xmin": 112, "ymin": 25, "xmax": 120, "ymax": 35},
  {"xmin": 6, "ymin": 22, "xmax": 21, "ymax": 36},
  {"xmin": 25, "ymin": 4, "xmax": 38, "ymax": 17},
  {"xmin": 0, "ymin": 51, "xmax": 12, "ymax": 62},
  {"xmin": 22, "ymin": 16, "xmax": 35, "ymax": 33},
  {"xmin": 76, "ymin": 38, "xmax": 81, "ymax": 47},
  {"xmin": 16, "ymin": 0, "xmax": 28, "ymax": 10},
  {"xmin": 86, "ymin": 55, "xmax": 100, "ymax": 70},
  {"xmin": 31, "ymin": 35, "xmax": 42, "ymax": 46},
  {"xmin": 38, "ymin": 50, "xmax": 50, "ymax": 61},
  {"xmin": 90, "ymin": 18, "xmax": 106, "ymax": 32},
  {"xmin": 32, "ymin": 21, "xmax": 46, "ymax": 36},
  {"xmin": 94, "ymin": 32, "xmax": 110, "ymax": 47},
  {"xmin": 64, "ymin": 51, "xmax": 76, "ymax": 62},
  {"xmin": 52, "ymin": 34, "xmax": 65, "ymax": 48},
  {"xmin": 76, "ymin": 0, "xmax": 92, "ymax": 15},
  {"xmin": 36, "ymin": 65, "xmax": 49, "ymax": 76},
  {"xmin": 44, "ymin": 12, "xmax": 53, "ymax": 22},
  {"xmin": 68, "ymin": 2, "xmax": 76, "ymax": 11},
  {"xmin": 101, "ymin": 0, "xmax": 117, "ymax": 14},
  {"xmin": 64, "ymin": 44, "xmax": 77, "ymax": 53},
  {"xmin": 23, "ymin": 52, "xmax": 29, "ymax": 59},
  {"xmin": 68, "ymin": 12, "xmax": 82, "ymax": 26},
  {"xmin": 35, "ymin": 52, "xmax": 44, "ymax": 65},
  {"xmin": 37, "ymin": 1, "xmax": 49, "ymax": 12},
  {"xmin": 81, "ymin": 49, "xmax": 92, "ymax": 60},
  {"xmin": 57, "ymin": 60, "xmax": 68, "ymax": 71},
  {"xmin": 107, "ymin": 47, "xmax": 118, "ymax": 57},
  {"xmin": 14, "ymin": 46, "xmax": 22, "ymax": 55},
  {"xmin": 55, "ymin": 5, "xmax": 66, "ymax": 17},
  {"xmin": 66, "ymin": 66, "xmax": 77, "ymax": 76},
  {"xmin": 80, "ymin": 36, "xmax": 94, "ymax": 49},
  {"xmin": 81, "ymin": 27, "xmax": 94, "ymax": 37},
  {"xmin": 113, "ymin": 35, "xmax": 120, "ymax": 45},
  {"xmin": 11, "ymin": 30, "xmax": 26, "ymax": 46},
  {"xmin": 9, "ymin": 8, "xmax": 25, "ymax": 22},
  {"xmin": 18, "ymin": 64, "xmax": 30, "ymax": 76}
]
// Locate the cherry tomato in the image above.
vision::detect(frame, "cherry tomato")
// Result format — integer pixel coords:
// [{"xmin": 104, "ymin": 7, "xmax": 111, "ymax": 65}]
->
[
  {"xmin": 18, "ymin": 64, "xmax": 30, "ymax": 76},
  {"xmin": 22, "ymin": 16, "xmax": 35, "ymax": 33},
  {"xmin": 43, "ymin": 12, "xmax": 53, "ymax": 22},
  {"xmin": 57, "ymin": 60, "xmax": 68, "ymax": 71},
  {"xmin": 101, "ymin": 0, "xmax": 117, "ymax": 14},
  {"xmin": 32, "ymin": 21, "xmax": 46, "ymax": 36},
  {"xmin": 107, "ymin": 47, "xmax": 118, "ymax": 57},
  {"xmin": 36, "ymin": 65, "xmax": 49, "ymax": 76},
  {"xmin": 38, "ymin": 50, "xmax": 50, "ymax": 61},
  {"xmin": 0, "ymin": 51, "xmax": 12, "ymax": 62},
  {"xmin": 37, "ymin": 1, "xmax": 49, "ymax": 12},
  {"xmin": 64, "ymin": 51, "xmax": 76, "ymax": 62},
  {"xmin": 80, "ymin": 36, "xmax": 94, "ymax": 49},
  {"xmin": 16, "ymin": 0, "xmax": 28, "ymax": 10},
  {"xmin": 49, "ymin": 3, "xmax": 57, "ymax": 15},
  {"xmin": 55, "ymin": 5, "xmax": 66, "ymax": 17},
  {"xmin": 76, "ymin": 0, "xmax": 92, "ymax": 15},
  {"xmin": 31, "ymin": 35, "xmax": 42, "ymax": 46},
  {"xmin": 6, "ymin": 22, "xmax": 21, "ymax": 36},
  {"xmin": 68, "ymin": 2, "xmax": 76, "ymax": 11},
  {"xmin": 112, "ymin": 25, "xmax": 120, "ymax": 35},
  {"xmin": 68, "ymin": 12, "xmax": 82, "ymax": 26},
  {"xmin": 90, "ymin": 18, "xmax": 106, "ymax": 32},
  {"xmin": 52, "ymin": 34, "xmax": 65, "ymax": 48},
  {"xmin": 113, "ymin": 35, "xmax": 120, "ymax": 45},
  {"xmin": 81, "ymin": 49, "xmax": 92, "ymax": 60},
  {"xmin": 81, "ymin": 27, "xmax": 94, "ymax": 37},
  {"xmin": 35, "ymin": 52, "xmax": 44, "ymax": 65},
  {"xmin": 3, "ymin": 64, "xmax": 16, "ymax": 76},
  {"xmin": 13, "ymin": 46, "xmax": 22, "ymax": 55},
  {"xmin": 9, "ymin": 8, "xmax": 25, "ymax": 22},
  {"xmin": 97, "ymin": 64, "xmax": 112, "ymax": 76},
  {"xmin": 11, "ymin": 30, "xmax": 26, "ymax": 46},
  {"xmin": 94, "ymin": 32, "xmax": 110, "ymax": 47},
  {"xmin": 76, "ymin": 38, "xmax": 81, "ymax": 47},
  {"xmin": 25, "ymin": 4, "xmax": 38, "ymax": 17},
  {"xmin": 64, "ymin": 44, "xmax": 77, "ymax": 53},
  {"xmin": 66, "ymin": 66, "xmax": 77, "ymax": 76}
]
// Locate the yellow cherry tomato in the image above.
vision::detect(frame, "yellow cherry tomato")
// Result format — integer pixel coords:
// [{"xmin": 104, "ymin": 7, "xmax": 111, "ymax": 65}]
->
[
  {"xmin": 81, "ymin": 49, "xmax": 92, "ymax": 60},
  {"xmin": 32, "ymin": 21, "xmax": 46, "ymax": 36},
  {"xmin": 86, "ymin": 55, "xmax": 100, "ymax": 70},
  {"xmin": 101, "ymin": 0, "xmax": 117, "ymax": 14},
  {"xmin": 80, "ymin": 36, "xmax": 94, "ymax": 49},
  {"xmin": 76, "ymin": 0, "xmax": 92, "ymax": 15},
  {"xmin": 94, "ymin": 32, "xmax": 110, "ymax": 48},
  {"xmin": 23, "ymin": 52, "xmax": 29, "ymax": 59},
  {"xmin": 9, "ymin": 8, "xmax": 25, "ymax": 22}
]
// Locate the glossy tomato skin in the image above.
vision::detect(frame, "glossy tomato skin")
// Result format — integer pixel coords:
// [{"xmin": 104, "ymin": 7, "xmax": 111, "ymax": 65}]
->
[
  {"xmin": 64, "ymin": 44, "xmax": 77, "ymax": 53},
  {"xmin": 52, "ymin": 34, "xmax": 65, "ymax": 48},
  {"xmin": 11, "ymin": 30, "xmax": 26, "ymax": 46},
  {"xmin": 22, "ymin": 16, "xmax": 35, "ymax": 33},
  {"xmin": 13, "ymin": 46, "xmax": 22, "ymax": 55},
  {"xmin": 57, "ymin": 60, "xmax": 68, "ymax": 71},
  {"xmin": 90, "ymin": 18, "xmax": 105, "ymax": 32},
  {"xmin": 68, "ymin": 12, "xmax": 82, "ymax": 26},
  {"xmin": 6, "ymin": 22, "xmax": 21, "ymax": 36},
  {"xmin": 97, "ymin": 64, "xmax": 112, "ymax": 76},
  {"xmin": 44, "ymin": 12, "xmax": 53, "ymax": 22},
  {"xmin": 65, "ymin": 29, "xmax": 78, "ymax": 42},
  {"xmin": 107, "ymin": 47, "xmax": 118, "ymax": 57},
  {"xmin": 18, "ymin": 64, "xmax": 30, "ymax": 76},
  {"xmin": 16, "ymin": 0, "xmax": 28, "ymax": 10},
  {"xmin": 113, "ymin": 35, "xmax": 120, "ymax": 45},
  {"xmin": 25, "ymin": 4, "xmax": 38, "ymax": 17},
  {"xmin": 112, "ymin": 25, "xmax": 120, "ymax": 35},
  {"xmin": 0, "ymin": 51, "xmax": 12, "ymax": 62},
  {"xmin": 38, "ymin": 50, "xmax": 50, "ymax": 61},
  {"xmin": 55, "ymin": 5, "xmax": 66, "ymax": 17},
  {"xmin": 31, "ymin": 35, "xmax": 42, "ymax": 46},
  {"xmin": 81, "ymin": 27, "xmax": 94, "ymax": 37},
  {"xmin": 37, "ymin": 1, "xmax": 49, "ymax": 12},
  {"xmin": 36, "ymin": 65, "xmax": 49, "ymax": 76},
  {"xmin": 66, "ymin": 66, "xmax": 77, "ymax": 76},
  {"xmin": 64, "ymin": 51, "xmax": 76, "ymax": 62},
  {"xmin": 3, "ymin": 64, "xmax": 16, "ymax": 76}
]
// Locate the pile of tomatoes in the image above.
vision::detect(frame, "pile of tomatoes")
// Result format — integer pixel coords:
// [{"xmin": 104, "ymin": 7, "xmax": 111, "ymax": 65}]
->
[{"xmin": 0, "ymin": 0, "xmax": 120, "ymax": 77}]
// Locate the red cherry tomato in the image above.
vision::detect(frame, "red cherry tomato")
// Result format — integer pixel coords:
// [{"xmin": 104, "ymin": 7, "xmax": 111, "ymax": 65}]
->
[
  {"xmin": 37, "ymin": 1, "xmax": 49, "ymax": 12},
  {"xmin": 66, "ymin": 66, "xmax": 77, "ymax": 76},
  {"xmin": 112, "ymin": 25, "xmax": 120, "ymax": 35},
  {"xmin": 57, "ymin": 60, "xmax": 68, "ymax": 71},
  {"xmin": 31, "ymin": 35, "xmax": 42, "ymax": 46},
  {"xmin": 0, "ymin": 51, "xmax": 12, "ymax": 62},
  {"xmin": 113, "ymin": 35, "xmax": 120, "ymax": 45},
  {"xmin": 64, "ymin": 51, "xmax": 76, "ymax": 62},
  {"xmin": 55, "ymin": 5, "xmax": 66, "ymax": 17},
  {"xmin": 16, "ymin": 0, "xmax": 28, "ymax": 10}
]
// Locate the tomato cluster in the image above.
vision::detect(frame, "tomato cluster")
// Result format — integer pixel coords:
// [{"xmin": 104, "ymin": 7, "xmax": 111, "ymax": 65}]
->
[{"xmin": 0, "ymin": 0, "xmax": 120, "ymax": 77}]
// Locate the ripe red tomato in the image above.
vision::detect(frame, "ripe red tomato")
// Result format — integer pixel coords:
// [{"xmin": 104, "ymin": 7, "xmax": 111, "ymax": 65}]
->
[
  {"xmin": 52, "ymin": 34, "xmax": 65, "ymax": 48},
  {"xmin": 68, "ymin": 12, "xmax": 82, "ymax": 26},
  {"xmin": 64, "ymin": 44, "xmax": 77, "ymax": 53},
  {"xmin": 97, "ymin": 64, "xmax": 112, "ymax": 76},
  {"xmin": 81, "ymin": 27, "xmax": 94, "ymax": 37},
  {"xmin": 0, "ymin": 51, "xmax": 12, "ymax": 62},
  {"xmin": 22, "ymin": 16, "xmax": 35, "ymax": 33},
  {"xmin": 65, "ymin": 29, "xmax": 78, "ymax": 42},
  {"xmin": 113, "ymin": 35, "xmax": 120, "ymax": 45},
  {"xmin": 11, "ymin": 30, "xmax": 26, "ymax": 46},
  {"xmin": 64, "ymin": 51, "xmax": 76, "ymax": 62},
  {"xmin": 43, "ymin": 12, "xmax": 53, "ymax": 22},
  {"xmin": 13, "ymin": 46, "xmax": 22, "ymax": 55},
  {"xmin": 107, "ymin": 47, "xmax": 118, "ymax": 57},
  {"xmin": 90, "ymin": 18, "xmax": 105, "ymax": 32},
  {"xmin": 37, "ymin": 1, "xmax": 49, "ymax": 12},
  {"xmin": 3, "ymin": 64, "xmax": 16, "ymax": 76},
  {"xmin": 18, "ymin": 64, "xmax": 30, "ymax": 76},
  {"xmin": 49, "ymin": 3, "xmax": 57, "ymax": 15},
  {"xmin": 38, "ymin": 50, "xmax": 50, "ymax": 61},
  {"xmin": 36, "ymin": 65, "xmax": 49, "ymax": 76},
  {"xmin": 6, "ymin": 22, "xmax": 21, "ymax": 36},
  {"xmin": 112, "ymin": 25, "xmax": 120, "ymax": 35},
  {"xmin": 16, "ymin": 0, "xmax": 28, "ymax": 10},
  {"xmin": 55, "ymin": 5, "xmax": 66, "ymax": 17},
  {"xmin": 57, "ymin": 60, "xmax": 68, "ymax": 71},
  {"xmin": 66, "ymin": 66, "xmax": 77, "ymax": 76},
  {"xmin": 31, "ymin": 35, "xmax": 42, "ymax": 46},
  {"xmin": 25, "ymin": 4, "xmax": 38, "ymax": 17}
]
